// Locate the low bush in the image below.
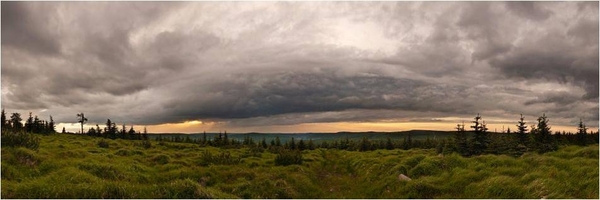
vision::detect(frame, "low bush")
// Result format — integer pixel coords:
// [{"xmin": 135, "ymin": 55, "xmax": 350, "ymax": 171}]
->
[
  {"xmin": 274, "ymin": 150, "xmax": 303, "ymax": 166},
  {"xmin": 152, "ymin": 154, "xmax": 171, "ymax": 165},
  {"xmin": 97, "ymin": 139, "xmax": 109, "ymax": 148},
  {"xmin": 134, "ymin": 140, "xmax": 152, "ymax": 149},
  {"xmin": 199, "ymin": 151, "xmax": 242, "ymax": 166},
  {"xmin": 1, "ymin": 130, "xmax": 40, "ymax": 150}
]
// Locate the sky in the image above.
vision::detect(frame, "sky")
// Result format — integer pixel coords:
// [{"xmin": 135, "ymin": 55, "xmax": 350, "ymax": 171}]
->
[{"xmin": 1, "ymin": 1, "xmax": 598, "ymax": 133}]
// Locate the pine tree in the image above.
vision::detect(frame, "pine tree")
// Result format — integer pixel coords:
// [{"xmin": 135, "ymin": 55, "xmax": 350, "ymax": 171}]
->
[
  {"xmin": 307, "ymin": 139, "xmax": 315, "ymax": 150},
  {"xmin": 96, "ymin": 124, "xmax": 102, "ymax": 136},
  {"xmin": 454, "ymin": 122, "xmax": 469, "ymax": 156},
  {"xmin": 289, "ymin": 137, "xmax": 296, "ymax": 150},
  {"xmin": 275, "ymin": 136, "xmax": 281, "ymax": 147},
  {"xmin": 49, "ymin": 115, "xmax": 55, "ymax": 133},
  {"xmin": 576, "ymin": 119, "xmax": 588, "ymax": 146},
  {"xmin": 128, "ymin": 126, "xmax": 136, "ymax": 139},
  {"xmin": 261, "ymin": 138, "xmax": 268, "ymax": 149},
  {"xmin": 385, "ymin": 137, "xmax": 394, "ymax": 150},
  {"xmin": 76, "ymin": 113, "xmax": 88, "ymax": 135},
  {"xmin": 10, "ymin": 112, "xmax": 23, "ymax": 131},
  {"xmin": 516, "ymin": 114, "xmax": 529, "ymax": 146},
  {"xmin": 359, "ymin": 137, "xmax": 371, "ymax": 151},
  {"xmin": 533, "ymin": 113, "xmax": 556, "ymax": 153},
  {"xmin": 1, "ymin": 109, "xmax": 7, "ymax": 129},
  {"xmin": 25, "ymin": 112, "xmax": 34, "ymax": 132},
  {"xmin": 470, "ymin": 113, "xmax": 489, "ymax": 155},
  {"xmin": 298, "ymin": 139, "xmax": 306, "ymax": 151},
  {"xmin": 143, "ymin": 126, "xmax": 148, "ymax": 140}
]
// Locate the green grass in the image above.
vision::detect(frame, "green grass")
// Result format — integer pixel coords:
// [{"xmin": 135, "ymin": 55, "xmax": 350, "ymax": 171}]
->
[{"xmin": 2, "ymin": 133, "xmax": 598, "ymax": 199}]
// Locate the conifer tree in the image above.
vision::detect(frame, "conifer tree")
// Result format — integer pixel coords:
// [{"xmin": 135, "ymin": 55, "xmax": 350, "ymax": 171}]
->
[
  {"xmin": 307, "ymin": 139, "xmax": 315, "ymax": 150},
  {"xmin": 275, "ymin": 136, "xmax": 281, "ymax": 146},
  {"xmin": 470, "ymin": 114, "xmax": 489, "ymax": 155},
  {"xmin": 62, "ymin": 127, "xmax": 66, "ymax": 133},
  {"xmin": 128, "ymin": 126, "xmax": 136, "ymax": 139},
  {"xmin": 49, "ymin": 115, "xmax": 55, "ymax": 133},
  {"xmin": 576, "ymin": 119, "xmax": 588, "ymax": 146},
  {"xmin": 298, "ymin": 139, "xmax": 306, "ymax": 150},
  {"xmin": 25, "ymin": 112, "xmax": 33, "ymax": 132},
  {"xmin": 10, "ymin": 112, "xmax": 23, "ymax": 131},
  {"xmin": 76, "ymin": 113, "xmax": 88, "ymax": 135},
  {"xmin": 143, "ymin": 126, "xmax": 148, "ymax": 140},
  {"xmin": 533, "ymin": 113, "xmax": 556, "ymax": 153},
  {"xmin": 261, "ymin": 138, "xmax": 268, "ymax": 148},
  {"xmin": 289, "ymin": 137, "xmax": 296, "ymax": 150},
  {"xmin": 454, "ymin": 122, "xmax": 469, "ymax": 156},
  {"xmin": 1, "ymin": 109, "xmax": 7, "ymax": 129},
  {"xmin": 516, "ymin": 114, "xmax": 529, "ymax": 145},
  {"xmin": 385, "ymin": 137, "xmax": 394, "ymax": 150}
]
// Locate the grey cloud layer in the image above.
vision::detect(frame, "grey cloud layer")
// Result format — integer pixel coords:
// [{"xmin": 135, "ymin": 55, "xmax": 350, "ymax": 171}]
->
[{"xmin": 2, "ymin": 2, "xmax": 598, "ymax": 128}]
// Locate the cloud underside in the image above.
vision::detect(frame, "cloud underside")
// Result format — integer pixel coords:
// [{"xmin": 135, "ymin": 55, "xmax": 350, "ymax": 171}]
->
[{"xmin": 2, "ymin": 1, "xmax": 598, "ymax": 129}]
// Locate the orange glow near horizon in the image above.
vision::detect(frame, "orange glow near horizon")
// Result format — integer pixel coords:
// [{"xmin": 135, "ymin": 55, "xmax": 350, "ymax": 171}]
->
[
  {"xmin": 142, "ymin": 121, "xmax": 593, "ymax": 134},
  {"xmin": 57, "ymin": 120, "xmax": 597, "ymax": 134}
]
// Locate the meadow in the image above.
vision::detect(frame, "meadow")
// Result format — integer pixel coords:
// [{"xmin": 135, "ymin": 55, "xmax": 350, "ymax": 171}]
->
[{"xmin": 2, "ymin": 133, "xmax": 598, "ymax": 199}]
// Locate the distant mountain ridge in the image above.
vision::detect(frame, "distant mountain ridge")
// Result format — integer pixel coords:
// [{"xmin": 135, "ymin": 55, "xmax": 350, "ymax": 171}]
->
[{"xmin": 148, "ymin": 130, "xmax": 466, "ymax": 142}]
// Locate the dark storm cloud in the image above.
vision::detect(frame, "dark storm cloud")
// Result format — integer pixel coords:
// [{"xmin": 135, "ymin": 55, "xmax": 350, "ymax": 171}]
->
[
  {"xmin": 1, "ymin": 2, "xmax": 597, "ymax": 129},
  {"xmin": 505, "ymin": 2, "xmax": 553, "ymax": 21},
  {"xmin": 1, "ymin": 2, "xmax": 62, "ymax": 56},
  {"xmin": 524, "ymin": 92, "xmax": 580, "ymax": 106}
]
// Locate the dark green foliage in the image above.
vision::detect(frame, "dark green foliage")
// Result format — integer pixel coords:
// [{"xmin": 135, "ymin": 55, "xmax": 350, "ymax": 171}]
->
[
  {"xmin": 135, "ymin": 140, "xmax": 152, "ymax": 149},
  {"xmin": 199, "ymin": 151, "xmax": 242, "ymax": 166},
  {"xmin": 577, "ymin": 119, "xmax": 588, "ymax": 146},
  {"xmin": 274, "ymin": 150, "xmax": 303, "ymax": 166},
  {"xmin": 532, "ymin": 114, "xmax": 557, "ymax": 153},
  {"xmin": 516, "ymin": 114, "xmax": 529, "ymax": 145},
  {"xmin": 9, "ymin": 112, "xmax": 23, "ymax": 131},
  {"xmin": 453, "ymin": 123, "xmax": 470, "ymax": 156},
  {"xmin": 470, "ymin": 114, "xmax": 489, "ymax": 155},
  {"xmin": 1, "ymin": 130, "xmax": 40, "ymax": 150},
  {"xmin": 152, "ymin": 154, "xmax": 171, "ymax": 165},
  {"xmin": 385, "ymin": 137, "xmax": 394, "ymax": 150},
  {"xmin": 97, "ymin": 139, "xmax": 109, "ymax": 148},
  {"xmin": 76, "ymin": 113, "xmax": 88, "ymax": 135},
  {"xmin": 1, "ymin": 109, "xmax": 7, "ymax": 129}
]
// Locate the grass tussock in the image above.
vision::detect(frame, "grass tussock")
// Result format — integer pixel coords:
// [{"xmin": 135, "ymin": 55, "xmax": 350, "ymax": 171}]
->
[{"xmin": 1, "ymin": 134, "xmax": 598, "ymax": 199}]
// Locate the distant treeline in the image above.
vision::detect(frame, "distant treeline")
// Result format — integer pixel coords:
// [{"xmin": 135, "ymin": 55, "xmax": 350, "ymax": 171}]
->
[{"xmin": 1, "ymin": 109, "xmax": 598, "ymax": 157}]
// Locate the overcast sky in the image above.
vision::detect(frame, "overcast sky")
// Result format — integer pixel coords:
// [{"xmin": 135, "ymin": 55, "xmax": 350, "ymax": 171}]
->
[{"xmin": 2, "ymin": 2, "xmax": 598, "ymax": 133}]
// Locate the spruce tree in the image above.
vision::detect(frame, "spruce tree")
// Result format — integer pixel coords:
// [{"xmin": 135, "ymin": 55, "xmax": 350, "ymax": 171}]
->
[
  {"xmin": 49, "ymin": 115, "xmax": 55, "ymax": 133},
  {"xmin": 385, "ymin": 137, "xmax": 394, "ymax": 150},
  {"xmin": 454, "ymin": 122, "xmax": 469, "ymax": 156},
  {"xmin": 10, "ymin": 112, "xmax": 23, "ymax": 131},
  {"xmin": 470, "ymin": 114, "xmax": 489, "ymax": 155},
  {"xmin": 25, "ymin": 112, "xmax": 34, "ymax": 132},
  {"xmin": 516, "ymin": 114, "xmax": 529, "ymax": 146},
  {"xmin": 533, "ymin": 113, "xmax": 556, "ymax": 153},
  {"xmin": 576, "ymin": 119, "xmax": 588, "ymax": 146},
  {"xmin": 298, "ymin": 139, "xmax": 306, "ymax": 151},
  {"xmin": 1, "ymin": 109, "xmax": 7, "ymax": 129},
  {"xmin": 76, "ymin": 113, "xmax": 88, "ymax": 135}
]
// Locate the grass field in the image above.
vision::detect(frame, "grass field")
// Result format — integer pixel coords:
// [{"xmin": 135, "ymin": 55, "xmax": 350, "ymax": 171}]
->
[{"xmin": 2, "ymin": 133, "xmax": 598, "ymax": 198}]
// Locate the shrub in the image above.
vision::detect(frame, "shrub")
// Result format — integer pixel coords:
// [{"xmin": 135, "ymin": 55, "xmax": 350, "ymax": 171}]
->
[
  {"xmin": 198, "ymin": 151, "xmax": 242, "ymax": 166},
  {"xmin": 274, "ymin": 150, "xmax": 303, "ymax": 166},
  {"xmin": 152, "ymin": 154, "xmax": 171, "ymax": 165},
  {"xmin": 134, "ymin": 140, "xmax": 152, "ymax": 149},
  {"xmin": 97, "ymin": 139, "xmax": 109, "ymax": 148},
  {"xmin": 1, "ymin": 130, "xmax": 40, "ymax": 150}
]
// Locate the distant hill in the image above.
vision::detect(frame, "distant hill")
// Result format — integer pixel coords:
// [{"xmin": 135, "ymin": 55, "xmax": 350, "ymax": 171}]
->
[{"xmin": 148, "ymin": 130, "xmax": 464, "ymax": 142}]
